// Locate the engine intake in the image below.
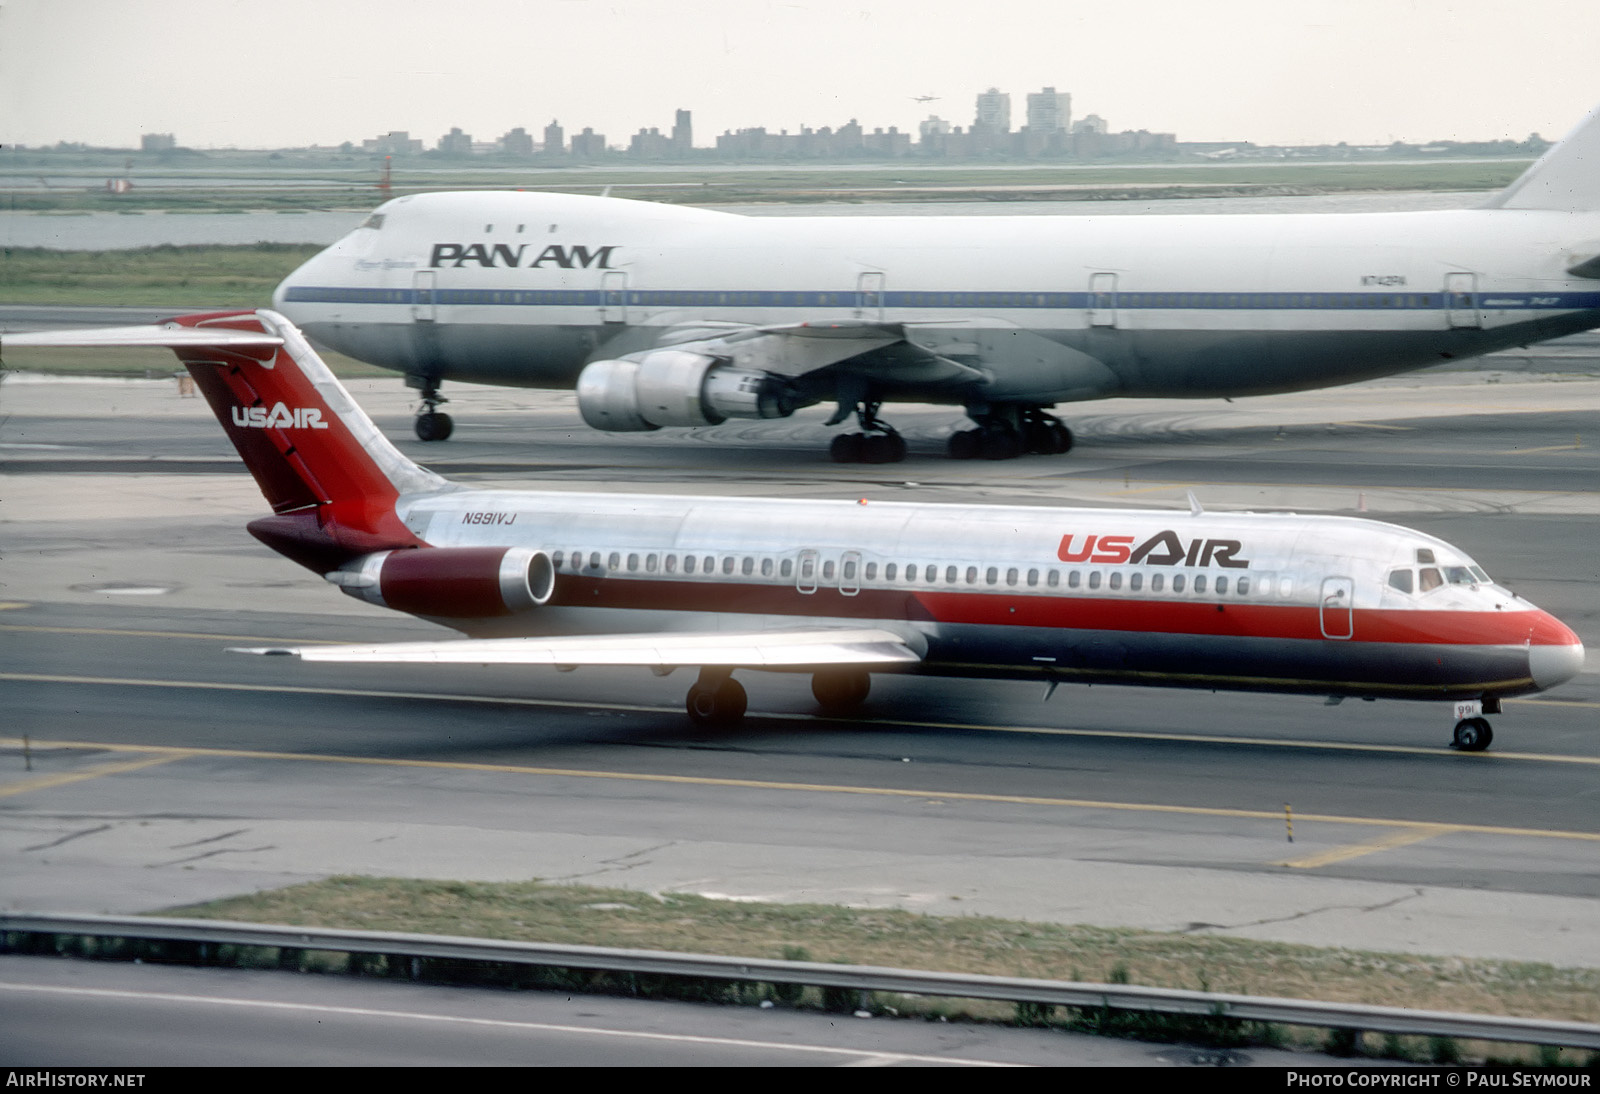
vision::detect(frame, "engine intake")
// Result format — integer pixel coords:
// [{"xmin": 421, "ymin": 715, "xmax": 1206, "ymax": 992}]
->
[
  {"xmin": 328, "ymin": 547, "xmax": 555, "ymax": 618},
  {"xmin": 577, "ymin": 349, "xmax": 795, "ymax": 431}
]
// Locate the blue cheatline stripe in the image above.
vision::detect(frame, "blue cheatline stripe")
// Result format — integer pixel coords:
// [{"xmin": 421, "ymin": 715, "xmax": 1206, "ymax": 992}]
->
[{"xmin": 279, "ymin": 286, "xmax": 1600, "ymax": 312}]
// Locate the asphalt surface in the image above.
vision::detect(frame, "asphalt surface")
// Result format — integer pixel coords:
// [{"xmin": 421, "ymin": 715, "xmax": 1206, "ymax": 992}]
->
[{"xmin": 3, "ymin": 367, "xmax": 1598, "ymax": 973}]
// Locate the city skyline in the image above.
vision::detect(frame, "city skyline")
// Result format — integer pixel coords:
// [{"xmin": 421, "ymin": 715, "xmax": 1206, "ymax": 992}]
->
[{"xmin": 3, "ymin": 1, "xmax": 1598, "ymax": 151}]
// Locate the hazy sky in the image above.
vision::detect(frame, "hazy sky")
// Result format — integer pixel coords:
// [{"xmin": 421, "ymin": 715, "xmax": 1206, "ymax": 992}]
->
[{"xmin": 3, "ymin": 0, "xmax": 1597, "ymax": 150}]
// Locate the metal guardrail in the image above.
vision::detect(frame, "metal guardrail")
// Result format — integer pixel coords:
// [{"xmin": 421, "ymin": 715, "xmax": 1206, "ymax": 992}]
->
[{"xmin": 4, "ymin": 912, "xmax": 1597, "ymax": 1050}]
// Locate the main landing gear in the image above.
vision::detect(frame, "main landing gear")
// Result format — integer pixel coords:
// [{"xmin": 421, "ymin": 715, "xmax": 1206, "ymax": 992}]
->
[
  {"xmin": 828, "ymin": 401, "xmax": 907, "ymax": 464},
  {"xmin": 684, "ymin": 669, "xmax": 873, "ymax": 729},
  {"xmin": 947, "ymin": 405, "xmax": 1073, "ymax": 461},
  {"xmin": 411, "ymin": 378, "xmax": 453, "ymax": 442}
]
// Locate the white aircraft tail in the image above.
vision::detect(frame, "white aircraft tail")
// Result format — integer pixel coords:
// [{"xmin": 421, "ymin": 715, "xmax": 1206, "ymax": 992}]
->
[{"xmin": 1483, "ymin": 101, "xmax": 1600, "ymax": 211}]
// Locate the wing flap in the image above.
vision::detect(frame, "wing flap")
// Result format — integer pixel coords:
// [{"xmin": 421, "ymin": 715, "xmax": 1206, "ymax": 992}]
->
[{"xmin": 232, "ymin": 627, "xmax": 923, "ymax": 669}]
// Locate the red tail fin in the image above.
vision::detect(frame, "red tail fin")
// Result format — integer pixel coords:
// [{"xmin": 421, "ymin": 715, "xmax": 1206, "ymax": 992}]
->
[{"xmin": 7, "ymin": 309, "xmax": 445, "ymax": 571}]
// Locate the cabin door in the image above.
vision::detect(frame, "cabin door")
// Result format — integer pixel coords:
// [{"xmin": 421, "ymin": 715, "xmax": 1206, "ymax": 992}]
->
[
  {"xmin": 1445, "ymin": 272, "xmax": 1480, "ymax": 329},
  {"xmin": 1319, "ymin": 576, "xmax": 1354, "ymax": 640},
  {"xmin": 856, "ymin": 272, "xmax": 886, "ymax": 320},
  {"xmin": 1088, "ymin": 272, "xmax": 1118, "ymax": 327},
  {"xmin": 411, "ymin": 270, "xmax": 437, "ymax": 322},
  {"xmin": 601, "ymin": 270, "xmax": 629, "ymax": 324}
]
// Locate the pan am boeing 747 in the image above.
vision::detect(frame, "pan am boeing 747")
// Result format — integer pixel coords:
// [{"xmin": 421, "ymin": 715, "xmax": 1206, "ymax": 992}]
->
[{"xmin": 272, "ymin": 103, "xmax": 1600, "ymax": 462}]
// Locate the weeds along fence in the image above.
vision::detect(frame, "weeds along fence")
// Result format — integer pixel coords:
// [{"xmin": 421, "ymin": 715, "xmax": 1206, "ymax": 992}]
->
[{"xmin": 3, "ymin": 912, "xmax": 1598, "ymax": 1052}]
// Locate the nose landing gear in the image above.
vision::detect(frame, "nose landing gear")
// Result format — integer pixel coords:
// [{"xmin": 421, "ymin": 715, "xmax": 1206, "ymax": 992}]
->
[
  {"xmin": 409, "ymin": 377, "xmax": 453, "ymax": 442},
  {"xmin": 1451, "ymin": 717, "xmax": 1493, "ymax": 752}
]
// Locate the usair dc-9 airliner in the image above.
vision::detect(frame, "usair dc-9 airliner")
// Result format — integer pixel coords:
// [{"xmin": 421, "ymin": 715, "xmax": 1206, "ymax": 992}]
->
[
  {"xmin": 6, "ymin": 311, "xmax": 1585, "ymax": 749},
  {"xmin": 271, "ymin": 102, "xmax": 1600, "ymax": 462}
]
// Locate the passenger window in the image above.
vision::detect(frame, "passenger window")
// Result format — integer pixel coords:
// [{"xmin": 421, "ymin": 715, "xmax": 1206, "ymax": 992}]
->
[
  {"xmin": 986, "ymin": 567, "xmax": 999, "ymax": 585},
  {"xmin": 945, "ymin": 565, "xmax": 957, "ymax": 584},
  {"xmin": 781, "ymin": 559, "xmax": 793, "ymax": 578},
  {"xmin": 608, "ymin": 552, "xmax": 620, "ymax": 570},
  {"xmin": 723, "ymin": 557, "xmax": 735, "ymax": 575},
  {"xmin": 1215, "ymin": 577, "xmax": 1227, "ymax": 595},
  {"xmin": 1006, "ymin": 568, "xmax": 1018, "ymax": 586},
  {"xmin": 552, "ymin": 551, "xmax": 564, "ymax": 568},
  {"xmin": 885, "ymin": 563, "xmax": 897, "ymax": 581},
  {"xmin": 1278, "ymin": 576, "xmax": 1293, "ymax": 598},
  {"xmin": 823, "ymin": 560, "xmax": 835, "ymax": 580},
  {"xmin": 1027, "ymin": 568, "xmax": 1039, "ymax": 587},
  {"xmin": 684, "ymin": 556, "xmax": 697, "ymax": 574},
  {"xmin": 843, "ymin": 560, "xmax": 858, "ymax": 580},
  {"xmin": 762, "ymin": 558, "xmax": 773, "ymax": 577},
  {"xmin": 1387, "ymin": 569, "xmax": 1413, "ymax": 594},
  {"xmin": 925, "ymin": 564, "xmax": 937, "ymax": 583},
  {"xmin": 1419, "ymin": 567, "xmax": 1444, "ymax": 592},
  {"xmin": 1173, "ymin": 574, "xmax": 1186, "ymax": 592},
  {"xmin": 664, "ymin": 555, "xmax": 677, "ymax": 573},
  {"xmin": 864, "ymin": 562, "xmax": 876, "ymax": 580},
  {"xmin": 801, "ymin": 557, "xmax": 815, "ymax": 579},
  {"xmin": 1151, "ymin": 573, "xmax": 1164, "ymax": 592},
  {"xmin": 1088, "ymin": 572, "xmax": 1101, "ymax": 589},
  {"xmin": 704, "ymin": 556, "xmax": 714, "ymax": 572},
  {"xmin": 646, "ymin": 554, "xmax": 658, "ymax": 572},
  {"xmin": 742, "ymin": 557, "xmax": 754, "ymax": 576},
  {"xmin": 1047, "ymin": 570, "xmax": 1059, "ymax": 587},
  {"xmin": 966, "ymin": 566, "xmax": 978, "ymax": 585},
  {"xmin": 1067, "ymin": 571, "xmax": 1080, "ymax": 588},
  {"xmin": 1195, "ymin": 575, "xmax": 1207, "ymax": 593},
  {"xmin": 1236, "ymin": 577, "xmax": 1248, "ymax": 595},
  {"xmin": 1130, "ymin": 573, "xmax": 1143, "ymax": 591},
  {"xmin": 590, "ymin": 552, "xmax": 601, "ymax": 569},
  {"xmin": 1109, "ymin": 572, "xmax": 1122, "ymax": 590}
]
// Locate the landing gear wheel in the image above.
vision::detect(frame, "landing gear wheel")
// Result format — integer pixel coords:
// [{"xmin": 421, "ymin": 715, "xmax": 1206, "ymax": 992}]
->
[
  {"xmin": 979, "ymin": 426, "xmax": 1022, "ymax": 460},
  {"xmin": 415, "ymin": 411, "xmax": 454, "ymax": 442},
  {"xmin": 948, "ymin": 429, "xmax": 980, "ymax": 460},
  {"xmin": 687, "ymin": 677, "xmax": 748, "ymax": 729},
  {"xmin": 1451, "ymin": 717, "xmax": 1493, "ymax": 752},
  {"xmin": 1049, "ymin": 420, "xmax": 1073, "ymax": 454},
  {"xmin": 830, "ymin": 433, "xmax": 864, "ymax": 463},
  {"xmin": 812, "ymin": 670, "xmax": 871, "ymax": 715}
]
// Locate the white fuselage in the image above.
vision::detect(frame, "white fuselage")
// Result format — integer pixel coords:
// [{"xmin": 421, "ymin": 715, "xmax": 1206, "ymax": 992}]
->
[{"xmin": 276, "ymin": 192, "xmax": 1600, "ymax": 406}]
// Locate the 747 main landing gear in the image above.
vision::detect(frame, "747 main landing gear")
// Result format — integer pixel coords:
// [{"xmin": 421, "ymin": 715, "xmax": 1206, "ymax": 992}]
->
[
  {"xmin": 829, "ymin": 401, "xmax": 907, "ymax": 464},
  {"xmin": 948, "ymin": 405, "xmax": 1072, "ymax": 461}
]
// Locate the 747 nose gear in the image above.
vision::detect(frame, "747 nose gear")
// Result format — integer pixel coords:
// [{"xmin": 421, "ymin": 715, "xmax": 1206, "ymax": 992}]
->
[{"xmin": 410, "ymin": 378, "xmax": 453, "ymax": 442}]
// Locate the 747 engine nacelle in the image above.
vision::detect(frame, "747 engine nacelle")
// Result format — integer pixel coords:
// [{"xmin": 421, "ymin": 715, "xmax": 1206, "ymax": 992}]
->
[
  {"xmin": 327, "ymin": 546, "xmax": 555, "ymax": 618},
  {"xmin": 576, "ymin": 349, "xmax": 796, "ymax": 432}
]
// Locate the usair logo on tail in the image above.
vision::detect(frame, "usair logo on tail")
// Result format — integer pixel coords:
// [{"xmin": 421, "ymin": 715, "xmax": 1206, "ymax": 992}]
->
[{"xmin": 231, "ymin": 403, "xmax": 329, "ymax": 430}]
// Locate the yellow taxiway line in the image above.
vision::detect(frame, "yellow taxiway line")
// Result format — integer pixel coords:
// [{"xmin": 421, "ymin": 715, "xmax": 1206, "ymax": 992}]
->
[
  {"xmin": 3, "ymin": 734, "xmax": 1598, "ymax": 852},
  {"xmin": 1276, "ymin": 824, "xmax": 1460, "ymax": 869},
  {"xmin": 0, "ymin": 750, "xmax": 193, "ymax": 799},
  {"xmin": 4, "ymin": 670, "xmax": 1598, "ymax": 764}
]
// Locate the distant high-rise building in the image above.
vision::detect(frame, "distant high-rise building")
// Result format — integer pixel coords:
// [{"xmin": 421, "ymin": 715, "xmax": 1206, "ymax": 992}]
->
[
  {"xmin": 363, "ymin": 131, "xmax": 423, "ymax": 155},
  {"xmin": 1025, "ymin": 87, "xmax": 1071, "ymax": 133},
  {"xmin": 918, "ymin": 115, "xmax": 951, "ymax": 139},
  {"xmin": 437, "ymin": 128, "xmax": 473, "ymax": 156},
  {"xmin": 570, "ymin": 127, "xmax": 606, "ymax": 158},
  {"xmin": 500, "ymin": 127, "xmax": 534, "ymax": 155},
  {"xmin": 974, "ymin": 88, "xmax": 1011, "ymax": 133},
  {"xmin": 671, "ymin": 109, "xmax": 693, "ymax": 153},
  {"xmin": 140, "ymin": 133, "xmax": 176, "ymax": 152},
  {"xmin": 543, "ymin": 120, "xmax": 565, "ymax": 156},
  {"xmin": 1072, "ymin": 114, "xmax": 1108, "ymax": 135}
]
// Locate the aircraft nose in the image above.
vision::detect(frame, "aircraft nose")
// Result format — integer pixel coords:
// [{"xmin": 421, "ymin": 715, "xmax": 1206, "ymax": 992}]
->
[{"xmin": 1528, "ymin": 611, "xmax": 1585, "ymax": 691}]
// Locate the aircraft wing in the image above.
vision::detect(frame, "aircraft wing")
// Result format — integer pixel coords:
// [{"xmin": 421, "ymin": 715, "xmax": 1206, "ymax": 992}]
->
[
  {"xmin": 652, "ymin": 319, "xmax": 986, "ymax": 387},
  {"xmin": 232, "ymin": 626, "xmax": 923, "ymax": 669}
]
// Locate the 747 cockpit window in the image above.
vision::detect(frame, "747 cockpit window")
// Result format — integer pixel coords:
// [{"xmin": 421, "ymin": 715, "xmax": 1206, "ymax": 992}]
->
[{"xmin": 360, "ymin": 213, "xmax": 386, "ymax": 230}]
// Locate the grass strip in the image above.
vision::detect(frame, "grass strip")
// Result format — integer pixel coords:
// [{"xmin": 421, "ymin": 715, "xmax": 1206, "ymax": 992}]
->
[
  {"xmin": 0, "ymin": 243, "xmax": 321, "ymax": 306},
  {"xmin": 168, "ymin": 876, "xmax": 1600, "ymax": 1027}
]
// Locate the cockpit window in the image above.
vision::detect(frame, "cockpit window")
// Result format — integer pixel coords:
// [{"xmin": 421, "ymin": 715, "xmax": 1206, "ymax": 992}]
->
[
  {"xmin": 1418, "ymin": 567, "xmax": 1443, "ymax": 592},
  {"xmin": 360, "ymin": 213, "xmax": 386, "ymax": 230},
  {"xmin": 1387, "ymin": 569, "xmax": 1413, "ymax": 594},
  {"xmin": 1470, "ymin": 565, "xmax": 1490, "ymax": 583},
  {"xmin": 1415, "ymin": 548, "xmax": 1435, "ymax": 564},
  {"xmin": 1444, "ymin": 566, "xmax": 1476, "ymax": 586}
]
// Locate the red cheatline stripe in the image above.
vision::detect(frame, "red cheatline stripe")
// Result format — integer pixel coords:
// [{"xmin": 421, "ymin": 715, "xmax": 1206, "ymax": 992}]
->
[{"xmin": 545, "ymin": 574, "xmax": 1576, "ymax": 648}]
